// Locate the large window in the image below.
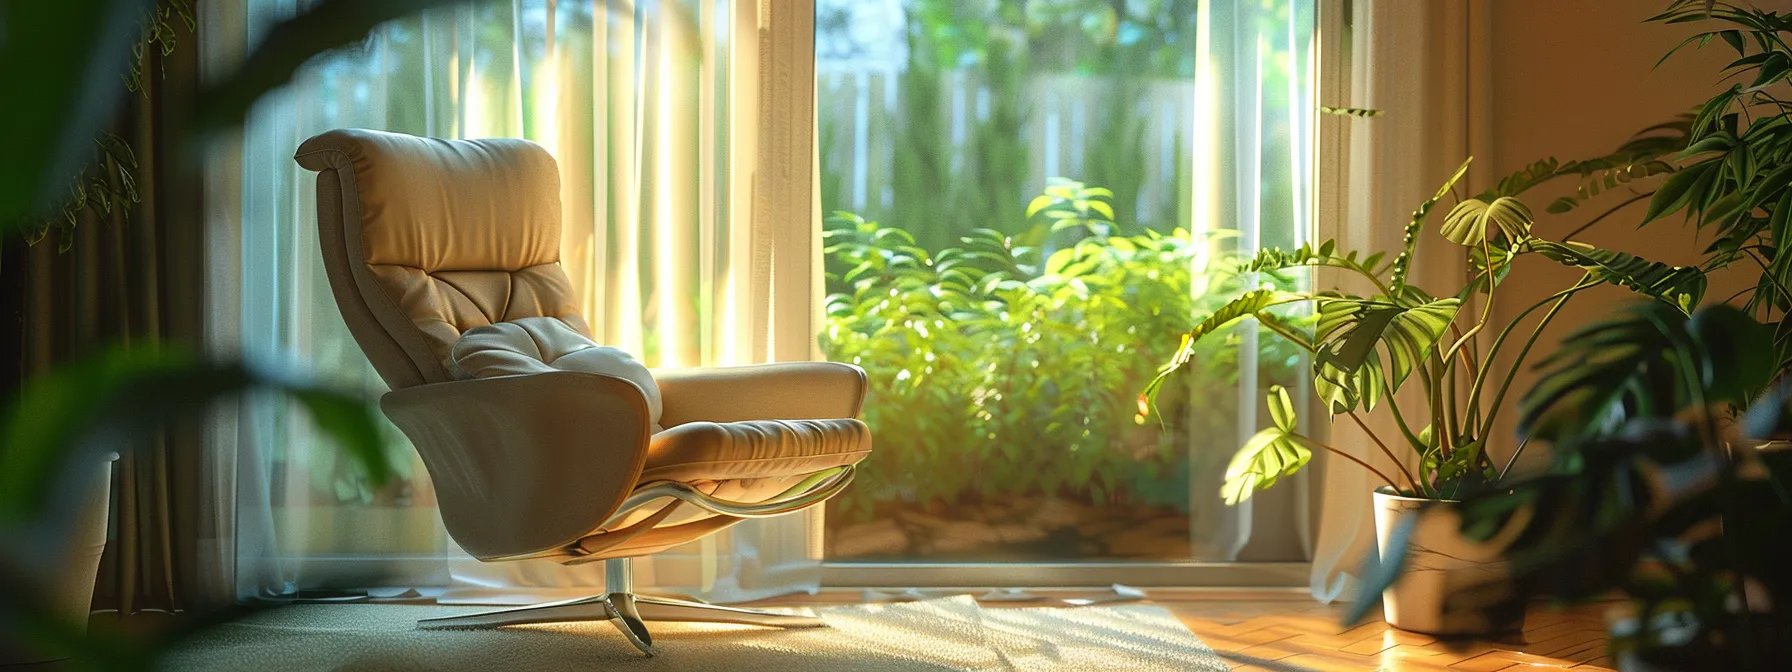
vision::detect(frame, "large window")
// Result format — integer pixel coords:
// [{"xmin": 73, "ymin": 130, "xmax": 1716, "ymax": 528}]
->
[
  {"xmin": 224, "ymin": 0, "xmax": 757, "ymax": 596},
  {"xmin": 815, "ymin": 0, "xmax": 1317, "ymax": 565},
  {"xmin": 213, "ymin": 0, "xmax": 1318, "ymax": 597}
]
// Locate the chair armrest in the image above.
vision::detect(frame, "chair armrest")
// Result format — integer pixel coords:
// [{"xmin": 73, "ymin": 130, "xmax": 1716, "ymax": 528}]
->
[
  {"xmin": 653, "ymin": 362, "xmax": 868, "ymax": 426},
  {"xmin": 380, "ymin": 371, "xmax": 652, "ymax": 560}
]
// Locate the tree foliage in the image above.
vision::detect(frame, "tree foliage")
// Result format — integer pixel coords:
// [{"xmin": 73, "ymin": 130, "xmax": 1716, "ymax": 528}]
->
[{"xmin": 821, "ymin": 180, "xmax": 1301, "ymax": 518}]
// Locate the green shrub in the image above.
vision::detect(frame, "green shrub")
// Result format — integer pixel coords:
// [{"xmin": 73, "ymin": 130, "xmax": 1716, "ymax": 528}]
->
[{"xmin": 821, "ymin": 179, "xmax": 1301, "ymax": 520}]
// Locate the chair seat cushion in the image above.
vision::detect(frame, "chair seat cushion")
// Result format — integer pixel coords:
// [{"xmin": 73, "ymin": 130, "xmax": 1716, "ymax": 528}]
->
[
  {"xmin": 641, "ymin": 418, "xmax": 871, "ymax": 483},
  {"xmin": 450, "ymin": 316, "xmax": 662, "ymax": 430}
]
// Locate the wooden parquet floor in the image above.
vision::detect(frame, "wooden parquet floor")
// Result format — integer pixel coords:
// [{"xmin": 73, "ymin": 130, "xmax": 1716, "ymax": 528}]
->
[
  {"xmin": 1158, "ymin": 594, "xmax": 1615, "ymax": 671},
  {"xmin": 778, "ymin": 590, "xmax": 1615, "ymax": 671}
]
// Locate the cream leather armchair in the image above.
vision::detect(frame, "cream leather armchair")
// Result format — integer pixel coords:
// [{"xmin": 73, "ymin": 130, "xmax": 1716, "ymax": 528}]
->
[{"xmin": 294, "ymin": 129, "xmax": 871, "ymax": 656}]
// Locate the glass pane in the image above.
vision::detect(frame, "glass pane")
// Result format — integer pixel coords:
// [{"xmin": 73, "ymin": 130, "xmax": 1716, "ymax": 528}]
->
[
  {"xmin": 242, "ymin": 0, "xmax": 728, "ymax": 583},
  {"xmin": 817, "ymin": 0, "xmax": 1315, "ymax": 563}
]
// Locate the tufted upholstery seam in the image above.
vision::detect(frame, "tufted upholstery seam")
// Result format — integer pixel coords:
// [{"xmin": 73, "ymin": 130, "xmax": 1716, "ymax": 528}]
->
[
  {"xmin": 498, "ymin": 271, "xmax": 515, "ymax": 323},
  {"xmin": 430, "ymin": 272, "xmax": 499, "ymax": 324},
  {"xmin": 367, "ymin": 262, "xmax": 580, "ymax": 367}
]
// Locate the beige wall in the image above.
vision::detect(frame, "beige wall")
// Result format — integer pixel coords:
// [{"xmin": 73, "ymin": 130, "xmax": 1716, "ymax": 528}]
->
[{"xmin": 1481, "ymin": 0, "xmax": 1772, "ymax": 463}]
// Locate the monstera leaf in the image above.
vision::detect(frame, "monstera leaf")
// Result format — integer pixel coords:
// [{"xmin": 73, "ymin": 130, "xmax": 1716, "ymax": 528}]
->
[
  {"xmin": 1520, "ymin": 303, "xmax": 1771, "ymax": 442},
  {"xmin": 1314, "ymin": 296, "xmax": 1462, "ymax": 392},
  {"xmin": 1442, "ymin": 196, "xmax": 1535, "ymax": 246},
  {"xmin": 1144, "ymin": 288, "xmax": 1310, "ymax": 404},
  {"xmin": 1314, "ymin": 349, "xmax": 1387, "ymax": 416},
  {"xmin": 1525, "ymin": 239, "xmax": 1707, "ymax": 313},
  {"xmin": 1222, "ymin": 386, "xmax": 1316, "ymax": 504}
]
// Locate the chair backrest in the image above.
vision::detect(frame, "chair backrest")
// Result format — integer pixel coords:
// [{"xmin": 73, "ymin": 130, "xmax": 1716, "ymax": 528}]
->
[{"xmin": 295, "ymin": 129, "xmax": 590, "ymax": 389}]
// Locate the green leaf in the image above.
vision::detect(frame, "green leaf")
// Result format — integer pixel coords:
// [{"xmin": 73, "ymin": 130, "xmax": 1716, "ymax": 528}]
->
[
  {"xmin": 1390, "ymin": 157, "xmax": 1473, "ymax": 290},
  {"xmin": 1523, "ymin": 303, "xmax": 1769, "ymax": 440},
  {"xmin": 1699, "ymin": 190, "xmax": 1749, "ymax": 227},
  {"xmin": 1488, "ymin": 157, "xmax": 1562, "ymax": 199},
  {"xmin": 1240, "ymin": 240, "xmax": 1378, "ymax": 280},
  {"xmin": 1221, "ymin": 423, "xmax": 1316, "ymax": 505},
  {"xmin": 1645, "ymin": 160, "xmax": 1717, "ymax": 223},
  {"xmin": 1144, "ymin": 289, "xmax": 1310, "ymax": 404},
  {"xmin": 1726, "ymin": 141, "xmax": 1755, "ymax": 187},
  {"xmin": 195, "ymin": 0, "xmax": 468, "ymax": 133},
  {"xmin": 1319, "ymin": 106, "xmax": 1384, "ymax": 117},
  {"xmin": 1316, "ymin": 297, "xmax": 1462, "ymax": 392},
  {"xmin": 1088, "ymin": 199, "xmax": 1115, "ymax": 221},
  {"xmin": 1441, "ymin": 197, "xmax": 1535, "ymax": 246},
  {"xmin": 1025, "ymin": 194, "xmax": 1054, "ymax": 218},
  {"xmin": 1266, "ymin": 385, "xmax": 1298, "ymax": 432},
  {"xmin": 1688, "ymin": 305, "xmax": 1774, "ymax": 404},
  {"xmin": 1690, "ymin": 85, "xmax": 1739, "ymax": 137},
  {"xmin": 1344, "ymin": 513, "xmax": 1417, "ymax": 625},
  {"xmin": 1679, "ymin": 133, "xmax": 1738, "ymax": 158},
  {"xmin": 1315, "ymin": 350, "xmax": 1387, "ymax": 416},
  {"xmin": 0, "ymin": 0, "xmax": 143, "ymax": 229},
  {"xmin": 1525, "ymin": 239, "xmax": 1707, "ymax": 313},
  {"xmin": 0, "ymin": 346, "xmax": 387, "ymax": 521},
  {"xmin": 1749, "ymin": 52, "xmax": 1791, "ymax": 90},
  {"xmin": 1720, "ymin": 29, "xmax": 1745, "ymax": 54}
]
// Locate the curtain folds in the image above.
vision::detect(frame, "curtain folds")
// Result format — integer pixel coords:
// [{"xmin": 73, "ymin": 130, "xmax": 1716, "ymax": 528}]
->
[
  {"xmin": 0, "ymin": 24, "xmax": 208, "ymax": 618},
  {"xmin": 1308, "ymin": 0, "xmax": 1485, "ymax": 602},
  {"xmin": 1192, "ymin": 0, "xmax": 1318, "ymax": 563},
  {"xmin": 204, "ymin": 0, "xmax": 821, "ymax": 604}
]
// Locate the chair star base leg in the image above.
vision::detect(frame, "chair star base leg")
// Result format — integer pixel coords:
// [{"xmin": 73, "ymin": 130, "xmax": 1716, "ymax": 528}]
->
[{"xmin": 416, "ymin": 592, "xmax": 821, "ymax": 657}]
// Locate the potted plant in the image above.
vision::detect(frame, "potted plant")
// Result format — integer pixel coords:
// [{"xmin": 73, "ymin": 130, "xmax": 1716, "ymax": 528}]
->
[
  {"xmin": 1143, "ymin": 150, "xmax": 1706, "ymax": 633},
  {"xmin": 1353, "ymin": 301, "xmax": 1790, "ymax": 670},
  {"xmin": 1340, "ymin": 2, "xmax": 1792, "ymax": 666}
]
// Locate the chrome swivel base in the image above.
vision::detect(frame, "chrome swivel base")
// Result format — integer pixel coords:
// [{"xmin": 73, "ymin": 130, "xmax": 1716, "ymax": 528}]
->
[{"xmin": 416, "ymin": 559, "xmax": 823, "ymax": 656}]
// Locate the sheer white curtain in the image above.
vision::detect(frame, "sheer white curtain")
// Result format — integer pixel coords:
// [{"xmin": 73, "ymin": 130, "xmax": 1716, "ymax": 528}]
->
[
  {"xmin": 201, "ymin": 0, "xmax": 823, "ymax": 604},
  {"xmin": 1190, "ymin": 0, "xmax": 1319, "ymax": 564},
  {"xmin": 1308, "ymin": 0, "xmax": 1484, "ymax": 602}
]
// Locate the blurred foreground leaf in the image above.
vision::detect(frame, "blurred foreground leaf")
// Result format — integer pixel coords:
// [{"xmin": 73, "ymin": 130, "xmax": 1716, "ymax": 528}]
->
[
  {"xmin": 0, "ymin": 345, "xmax": 387, "ymax": 521},
  {"xmin": 0, "ymin": 0, "xmax": 147, "ymax": 227},
  {"xmin": 194, "ymin": 0, "xmax": 469, "ymax": 134}
]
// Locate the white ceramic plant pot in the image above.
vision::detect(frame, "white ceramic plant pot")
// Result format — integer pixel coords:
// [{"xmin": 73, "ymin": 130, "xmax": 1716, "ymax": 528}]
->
[
  {"xmin": 1372, "ymin": 487, "xmax": 1523, "ymax": 635},
  {"xmin": 1, "ymin": 457, "xmax": 114, "ymax": 666}
]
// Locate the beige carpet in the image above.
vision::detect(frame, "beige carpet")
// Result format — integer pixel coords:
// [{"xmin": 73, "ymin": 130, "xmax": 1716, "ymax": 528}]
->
[{"xmin": 159, "ymin": 596, "xmax": 1226, "ymax": 671}]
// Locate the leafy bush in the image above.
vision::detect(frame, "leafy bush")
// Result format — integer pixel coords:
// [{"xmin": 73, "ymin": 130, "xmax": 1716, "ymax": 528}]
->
[{"xmin": 821, "ymin": 179, "xmax": 1300, "ymax": 520}]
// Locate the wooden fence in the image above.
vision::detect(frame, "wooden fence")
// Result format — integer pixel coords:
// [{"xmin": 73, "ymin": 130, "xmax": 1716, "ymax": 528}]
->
[{"xmin": 816, "ymin": 67, "xmax": 1199, "ymax": 233}]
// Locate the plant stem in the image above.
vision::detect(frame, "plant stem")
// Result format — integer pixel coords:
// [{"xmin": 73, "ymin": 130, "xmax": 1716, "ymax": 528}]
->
[
  {"xmin": 1256, "ymin": 314, "xmax": 1317, "ymax": 354},
  {"xmin": 1445, "ymin": 322, "xmax": 1481, "ymax": 380},
  {"xmin": 1745, "ymin": 248, "xmax": 1792, "ymax": 306},
  {"xmin": 1313, "ymin": 439, "xmax": 1401, "ymax": 493},
  {"xmin": 1384, "ymin": 393, "xmax": 1425, "ymax": 452},
  {"xmin": 1476, "ymin": 279, "xmax": 1596, "ymax": 441},
  {"xmin": 1471, "ymin": 239, "xmax": 1501, "ymax": 373},
  {"xmin": 1496, "ymin": 434, "xmax": 1530, "ymax": 483},
  {"xmin": 1563, "ymin": 192, "xmax": 1652, "ymax": 241},
  {"xmin": 1465, "ymin": 275, "xmax": 1598, "ymax": 423},
  {"xmin": 1428, "ymin": 357, "xmax": 1451, "ymax": 495},
  {"xmin": 1445, "ymin": 354, "xmax": 1461, "ymax": 449},
  {"xmin": 1348, "ymin": 410, "xmax": 1417, "ymax": 491}
]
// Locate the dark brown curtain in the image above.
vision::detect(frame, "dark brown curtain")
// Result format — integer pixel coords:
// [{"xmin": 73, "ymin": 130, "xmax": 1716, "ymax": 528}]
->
[{"xmin": 0, "ymin": 26, "xmax": 206, "ymax": 621}]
